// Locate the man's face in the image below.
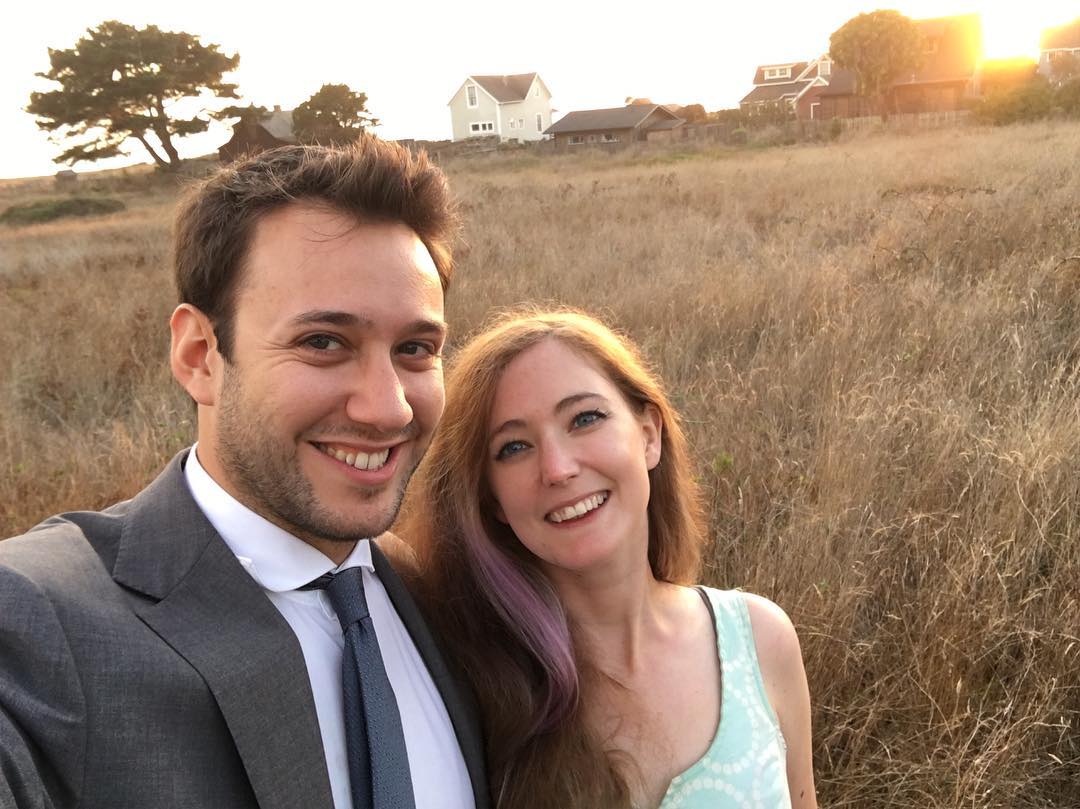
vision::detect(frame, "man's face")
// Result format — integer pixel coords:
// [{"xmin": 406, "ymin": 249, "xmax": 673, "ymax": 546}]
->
[{"xmin": 197, "ymin": 203, "xmax": 446, "ymax": 554}]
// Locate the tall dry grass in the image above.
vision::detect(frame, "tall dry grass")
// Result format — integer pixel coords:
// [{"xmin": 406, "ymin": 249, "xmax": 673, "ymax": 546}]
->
[{"xmin": 2, "ymin": 123, "xmax": 1078, "ymax": 806}]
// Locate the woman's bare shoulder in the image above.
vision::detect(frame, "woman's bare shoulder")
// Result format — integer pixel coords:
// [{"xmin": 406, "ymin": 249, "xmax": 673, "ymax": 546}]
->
[
  {"xmin": 373, "ymin": 531, "xmax": 419, "ymax": 575},
  {"xmin": 741, "ymin": 591, "xmax": 804, "ymax": 672}
]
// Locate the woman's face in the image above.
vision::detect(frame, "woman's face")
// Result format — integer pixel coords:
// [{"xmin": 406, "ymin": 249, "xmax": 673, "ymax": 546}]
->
[{"xmin": 484, "ymin": 338, "xmax": 662, "ymax": 578}]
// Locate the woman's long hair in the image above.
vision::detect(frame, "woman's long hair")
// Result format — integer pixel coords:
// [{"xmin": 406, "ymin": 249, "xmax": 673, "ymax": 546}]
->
[{"xmin": 403, "ymin": 309, "xmax": 706, "ymax": 808}]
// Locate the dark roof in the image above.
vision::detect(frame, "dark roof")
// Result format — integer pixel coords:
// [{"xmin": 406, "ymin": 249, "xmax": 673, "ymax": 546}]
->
[
  {"xmin": 1041, "ymin": 19, "xmax": 1080, "ymax": 50},
  {"xmin": 740, "ymin": 80, "xmax": 811, "ymax": 104},
  {"xmin": 752, "ymin": 63, "xmax": 809, "ymax": 84},
  {"xmin": 648, "ymin": 117, "xmax": 685, "ymax": 131},
  {"xmin": 545, "ymin": 105, "xmax": 680, "ymax": 134},
  {"xmin": 818, "ymin": 68, "xmax": 857, "ymax": 97},
  {"xmin": 470, "ymin": 73, "xmax": 538, "ymax": 103}
]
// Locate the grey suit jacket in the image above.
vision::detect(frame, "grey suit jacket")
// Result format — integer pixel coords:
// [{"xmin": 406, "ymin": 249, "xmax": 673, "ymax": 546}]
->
[{"xmin": 0, "ymin": 450, "xmax": 490, "ymax": 809}]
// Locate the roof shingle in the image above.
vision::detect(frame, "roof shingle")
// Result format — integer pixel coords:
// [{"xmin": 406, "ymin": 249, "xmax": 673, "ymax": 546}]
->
[
  {"xmin": 545, "ymin": 105, "xmax": 680, "ymax": 134},
  {"xmin": 470, "ymin": 74, "xmax": 538, "ymax": 103}
]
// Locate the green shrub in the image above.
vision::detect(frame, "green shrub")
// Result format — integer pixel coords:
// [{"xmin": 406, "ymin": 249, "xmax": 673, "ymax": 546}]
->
[
  {"xmin": 973, "ymin": 79, "xmax": 1055, "ymax": 125},
  {"xmin": 0, "ymin": 196, "xmax": 126, "ymax": 226}
]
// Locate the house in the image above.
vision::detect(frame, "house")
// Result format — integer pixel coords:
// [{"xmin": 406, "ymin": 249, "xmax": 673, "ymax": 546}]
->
[
  {"xmin": 543, "ymin": 104, "xmax": 684, "ymax": 146},
  {"xmin": 747, "ymin": 14, "xmax": 982, "ymax": 121},
  {"xmin": 888, "ymin": 14, "xmax": 982, "ymax": 113},
  {"xmin": 740, "ymin": 57, "xmax": 838, "ymax": 119},
  {"xmin": 219, "ymin": 106, "xmax": 298, "ymax": 162},
  {"xmin": 1038, "ymin": 19, "xmax": 1080, "ymax": 82},
  {"xmin": 447, "ymin": 74, "xmax": 553, "ymax": 142}
]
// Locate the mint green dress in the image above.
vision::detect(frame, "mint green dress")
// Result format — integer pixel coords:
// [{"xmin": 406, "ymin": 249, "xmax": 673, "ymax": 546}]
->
[{"xmin": 658, "ymin": 588, "xmax": 792, "ymax": 808}]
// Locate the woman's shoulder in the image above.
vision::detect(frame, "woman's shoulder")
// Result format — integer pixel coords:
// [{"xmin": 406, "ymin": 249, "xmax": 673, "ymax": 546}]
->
[
  {"xmin": 741, "ymin": 592, "xmax": 803, "ymax": 664},
  {"xmin": 373, "ymin": 531, "xmax": 419, "ymax": 576},
  {"xmin": 694, "ymin": 587, "xmax": 804, "ymax": 682}
]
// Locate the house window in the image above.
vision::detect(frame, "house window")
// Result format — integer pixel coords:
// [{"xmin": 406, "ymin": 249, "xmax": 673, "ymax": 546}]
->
[
  {"xmin": 819, "ymin": 59, "xmax": 831, "ymax": 78},
  {"xmin": 509, "ymin": 119, "xmax": 517, "ymax": 129},
  {"xmin": 534, "ymin": 86, "xmax": 540, "ymax": 98},
  {"xmin": 536, "ymin": 113, "xmax": 543, "ymax": 132},
  {"xmin": 466, "ymin": 85, "xmax": 478, "ymax": 107},
  {"xmin": 587, "ymin": 134, "xmax": 597, "ymax": 143},
  {"xmin": 601, "ymin": 132, "xmax": 619, "ymax": 142},
  {"xmin": 568, "ymin": 135, "xmax": 584, "ymax": 145},
  {"xmin": 519, "ymin": 117, "xmax": 525, "ymax": 128},
  {"xmin": 764, "ymin": 67, "xmax": 792, "ymax": 80},
  {"xmin": 925, "ymin": 39, "xmax": 939, "ymax": 56},
  {"xmin": 810, "ymin": 102, "xmax": 821, "ymax": 119},
  {"xmin": 469, "ymin": 122, "xmax": 494, "ymax": 133}
]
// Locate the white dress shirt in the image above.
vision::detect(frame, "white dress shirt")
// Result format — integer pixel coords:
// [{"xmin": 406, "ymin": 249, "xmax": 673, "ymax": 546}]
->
[{"xmin": 184, "ymin": 447, "xmax": 475, "ymax": 809}]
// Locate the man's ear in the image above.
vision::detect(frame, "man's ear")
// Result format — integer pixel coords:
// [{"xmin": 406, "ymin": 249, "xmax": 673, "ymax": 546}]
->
[
  {"xmin": 641, "ymin": 403, "xmax": 663, "ymax": 471},
  {"xmin": 170, "ymin": 304, "xmax": 222, "ymax": 406}
]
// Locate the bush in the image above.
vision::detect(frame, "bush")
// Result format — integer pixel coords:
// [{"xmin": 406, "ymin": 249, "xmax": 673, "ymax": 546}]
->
[
  {"xmin": 976, "ymin": 77, "xmax": 1058, "ymax": 124},
  {"xmin": 0, "ymin": 196, "xmax": 126, "ymax": 225},
  {"xmin": 1054, "ymin": 77, "xmax": 1080, "ymax": 116}
]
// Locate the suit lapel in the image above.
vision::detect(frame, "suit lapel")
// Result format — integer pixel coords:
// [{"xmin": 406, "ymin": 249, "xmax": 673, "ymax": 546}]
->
[
  {"xmin": 372, "ymin": 544, "xmax": 491, "ymax": 809},
  {"xmin": 113, "ymin": 452, "xmax": 334, "ymax": 809}
]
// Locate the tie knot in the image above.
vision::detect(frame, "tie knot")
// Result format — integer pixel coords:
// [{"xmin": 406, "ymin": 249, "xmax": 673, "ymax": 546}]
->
[{"xmin": 309, "ymin": 567, "xmax": 370, "ymax": 627}]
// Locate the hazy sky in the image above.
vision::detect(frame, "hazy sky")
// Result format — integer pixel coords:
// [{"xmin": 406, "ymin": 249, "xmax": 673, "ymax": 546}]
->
[{"xmin": 3, "ymin": 0, "xmax": 1077, "ymax": 179}]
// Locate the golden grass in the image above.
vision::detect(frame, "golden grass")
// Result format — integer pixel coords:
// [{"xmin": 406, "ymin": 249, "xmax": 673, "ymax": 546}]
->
[{"xmin": 2, "ymin": 123, "xmax": 1079, "ymax": 806}]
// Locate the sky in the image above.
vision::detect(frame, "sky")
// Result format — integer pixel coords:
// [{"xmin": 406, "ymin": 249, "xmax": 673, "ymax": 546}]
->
[{"xmin": 3, "ymin": 0, "xmax": 1078, "ymax": 180}]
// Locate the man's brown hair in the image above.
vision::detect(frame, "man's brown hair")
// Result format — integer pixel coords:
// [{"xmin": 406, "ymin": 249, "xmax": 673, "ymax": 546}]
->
[{"xmin": 172, "ymin": 137, "xmax": 458, "ymax": 360}]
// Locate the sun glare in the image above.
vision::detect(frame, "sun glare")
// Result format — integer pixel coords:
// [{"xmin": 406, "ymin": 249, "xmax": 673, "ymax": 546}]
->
[{"xmin": 980, "ymin": 8, "xmax": 1043, "ymax": 60}]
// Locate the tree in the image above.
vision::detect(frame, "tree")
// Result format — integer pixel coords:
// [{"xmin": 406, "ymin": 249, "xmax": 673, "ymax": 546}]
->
[
  {"xmin": 27, "ymin": 21, "xmax": 240, "ymax": 170},
  {"xmin": 829, "ymin": 10, "xmax": 924, "ymax": 121},
  {"xmin": 679, "ymin": 103, "xmax": 707, "ymax": 123},
  {"xmin": 292, "ymin": 84, "xmax": 379, "ymax": 145}
]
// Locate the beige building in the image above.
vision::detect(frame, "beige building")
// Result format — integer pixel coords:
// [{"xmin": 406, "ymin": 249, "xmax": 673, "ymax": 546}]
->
[{"xmin": 447, "ymin": 73, "xmax": 553, "ymax": 142}]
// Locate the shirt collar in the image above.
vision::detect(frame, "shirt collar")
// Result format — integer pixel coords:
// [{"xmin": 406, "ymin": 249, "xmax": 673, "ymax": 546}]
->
[{"xmin": 183, "ymin": 444, "xmax": 374, "ymax": 592}]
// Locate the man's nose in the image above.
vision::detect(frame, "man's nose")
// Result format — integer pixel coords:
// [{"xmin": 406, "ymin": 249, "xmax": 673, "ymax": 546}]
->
[
  {"xmin": 539, "ymin": 439, "xmax": 578, "ymax": 487},
  {"xmin": 344, "ymin": 355, "xmax": 413, "ymax": 434}
]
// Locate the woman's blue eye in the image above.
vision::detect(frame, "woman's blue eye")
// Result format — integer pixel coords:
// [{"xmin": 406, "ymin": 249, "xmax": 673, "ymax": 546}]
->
[
  {"xmin": 495, "ymin": 440, "xmax": 528, "ymax": 460},
  {"xmin": 572, "ymin": 410, "xmax": 607, "ymax": 428}
]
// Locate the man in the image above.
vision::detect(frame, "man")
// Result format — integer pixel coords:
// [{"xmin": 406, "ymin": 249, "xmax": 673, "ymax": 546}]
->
[{"xmin": 0, "ymin": 140, "xmax": 489, "ymax": 809}]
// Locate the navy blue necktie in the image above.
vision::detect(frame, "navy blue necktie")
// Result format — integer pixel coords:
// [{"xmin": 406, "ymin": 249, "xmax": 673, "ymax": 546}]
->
[{"xmin": 307, "ymin": 567, "xmax": 417, "ymax": 809}]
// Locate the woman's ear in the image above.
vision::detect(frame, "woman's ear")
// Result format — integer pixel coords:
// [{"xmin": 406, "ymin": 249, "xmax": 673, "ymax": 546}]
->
[
  {"xmin": 493, "ymin": 501, "xmax": 508, "ymax": 524},
  {"xmin": 641, "ymin": 403, "xmax": 663, "ymax": 470}
]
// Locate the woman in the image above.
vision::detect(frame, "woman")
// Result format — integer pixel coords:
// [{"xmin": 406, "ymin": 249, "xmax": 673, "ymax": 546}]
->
[{"xmin": 405, "ymin": 309, "xmax": 817, "ymax": 809}]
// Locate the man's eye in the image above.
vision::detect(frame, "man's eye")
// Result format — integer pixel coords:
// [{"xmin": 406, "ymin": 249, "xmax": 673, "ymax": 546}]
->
[
  {"xmin": 305, "ymin": 334, "xmax": 344, "ymax": 351},
  {"xmin": 572, "ymin": 410, "xmax": 607, "ymax": 429},
  {"xmin": 399, "ymin": 341, "xmax": 438, "ymax": 358},
  {"xmin": 495, "ymin": 440, "xmax": 529, "ymax": 461}
]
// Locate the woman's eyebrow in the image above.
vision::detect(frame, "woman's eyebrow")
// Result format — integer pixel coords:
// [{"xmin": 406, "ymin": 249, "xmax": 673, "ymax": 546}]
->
[{"xmin": 489, "ymin": 392, "xmax": 607, "ymax": 439}]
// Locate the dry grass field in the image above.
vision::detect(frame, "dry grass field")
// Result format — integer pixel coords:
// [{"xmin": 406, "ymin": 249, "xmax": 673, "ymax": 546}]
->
[{"xmin": 2, "ymin": 122, "xmax": 1079, "ymax": 807}]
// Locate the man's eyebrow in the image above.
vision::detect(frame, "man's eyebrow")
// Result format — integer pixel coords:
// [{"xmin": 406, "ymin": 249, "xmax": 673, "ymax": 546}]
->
[
  {"xmin": 288, "ymin": 310, "xmax": 365, "ymax": 328},
  {"xmin": 489, "ymin": 392, "xmax": 606, "ymax": 440},
  {"xmin": 407, "ymin": 318, "xmax": 449, "ymax": 339},
  {"xmin": 286, "ymin": 313, "xmax": 446, "ymax": 339}
]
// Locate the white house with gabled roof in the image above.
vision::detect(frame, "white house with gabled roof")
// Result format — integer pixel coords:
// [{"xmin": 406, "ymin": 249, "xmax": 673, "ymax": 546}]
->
[{"xmin": 447, "ymin": 73, "xmax": 553, "ymax": 142}]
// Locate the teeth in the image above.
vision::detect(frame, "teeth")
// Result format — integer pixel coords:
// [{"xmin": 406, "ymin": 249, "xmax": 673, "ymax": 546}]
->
[
  {"xmin": 320, "ymin": 444, "xmax": 391, "ymax": 471},
  {"xmin": 548, "ymin": 492, "xmax": 608, "ymax": 523}
]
